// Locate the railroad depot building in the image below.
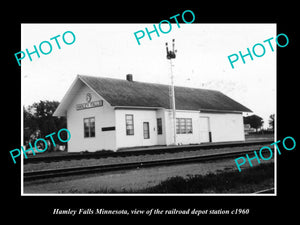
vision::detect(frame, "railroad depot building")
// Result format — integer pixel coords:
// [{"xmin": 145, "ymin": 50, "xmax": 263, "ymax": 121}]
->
[{"xmin": 53, "ymin": 74, "xmax": 252, "ymax": 152}]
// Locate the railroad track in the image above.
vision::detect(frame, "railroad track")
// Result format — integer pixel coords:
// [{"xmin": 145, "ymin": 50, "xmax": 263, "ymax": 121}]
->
[
  {"xmin": 24, "ymin": 139, "xmax": 273, "ymax": 164},
  {"xmin": 24, "ymin": 148, "xmax": 271, "ymax": 181}
]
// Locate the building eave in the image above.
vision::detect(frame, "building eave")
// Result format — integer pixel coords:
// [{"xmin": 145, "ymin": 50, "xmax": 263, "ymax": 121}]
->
[
  {"xmin": 113, "ymin": 106, "xmax": 164, "ymax": 110},
  {"xmin": 199, "ymin": 108, "xmax": 252, "ymax": 114},
  {"xmin": 53, "ymin": 75, "xmax": 115, "ymax": 117},
  {"xmin": 53, "ymin": 76, "xmax": 81, "ymax": 117}
]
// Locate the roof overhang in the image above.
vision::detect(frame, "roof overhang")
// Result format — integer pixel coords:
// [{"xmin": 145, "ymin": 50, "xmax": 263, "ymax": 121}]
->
[
  {"xmin": 53, "ymin": 76, "xmax": 82, "ymax": 117},
  {"xmin": 53, "ymin": 75, "xmax": 115, "ymax": 117},
  {"xmin": 113, "ymin": 106, "xmax": 164, "ymax": 110},
  {"xmin": 199, "ymin": 109, "xmax": 252, "ymax": 114}
]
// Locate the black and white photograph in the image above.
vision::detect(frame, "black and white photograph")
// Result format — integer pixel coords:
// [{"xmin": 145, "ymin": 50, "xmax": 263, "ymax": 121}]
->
[
  {"xmin": 21, "ymin": 23, "xmax": 276, "ymax": 195},
  {"xmin": 4, "ymin": 3, "xmax": 299, "ymax": 221}
]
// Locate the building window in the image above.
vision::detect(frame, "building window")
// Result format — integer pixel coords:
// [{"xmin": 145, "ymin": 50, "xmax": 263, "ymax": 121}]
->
[
  {"xmin": 157, "ymin": 118, "xmax": 162, "ymax": 135},
  {"xmin": 143, "ymin": 122, "xmax": 150, "ymax": 139},
  {"xmin": 84, "ymin": 117, "xmax": 95, "ymax": 138},
  {"xmin": 186, "ymin": 118, "xmax": 193, "ymax": 133},
  {"xmin": 176, "ymin": 118, "xmax": 180, "ymax": 134},
  {"xmin": 180, "ymin": 118, "xmax": 186, "ymax": 134},
  {"xmin": 125, "ymin": 114, "xmax": 134, "ymax": 135},
  {"xmin": 176, "ymin": 118, "xmax": 193, "ymax": 134}
]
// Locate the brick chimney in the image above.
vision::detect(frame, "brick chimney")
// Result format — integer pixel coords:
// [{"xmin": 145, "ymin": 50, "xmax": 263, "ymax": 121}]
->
[{"xmin": 126, "ymin": 74, "xmax": 133, "ymax": 82}]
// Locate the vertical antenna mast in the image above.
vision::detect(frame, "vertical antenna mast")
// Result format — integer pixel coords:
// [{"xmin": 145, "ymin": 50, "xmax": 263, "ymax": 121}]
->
[{"xmin": 165, "ymin": 39, "xmax": 177, "ymax": 145}]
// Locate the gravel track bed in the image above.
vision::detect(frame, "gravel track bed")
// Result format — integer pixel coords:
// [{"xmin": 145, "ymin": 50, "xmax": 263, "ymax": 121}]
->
[{"xmin": 24, "ymin": 144, "xmax": 267, "ymax": 172}]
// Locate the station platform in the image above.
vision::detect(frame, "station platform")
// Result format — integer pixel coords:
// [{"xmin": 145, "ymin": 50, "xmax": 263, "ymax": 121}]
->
[
  {"xmin": 26, "ymin": 138, "xmax": 274, "ymax": 159},
  {"xmin": 117, "ymin": 138, "xmax": 274, "ymax": 152}
]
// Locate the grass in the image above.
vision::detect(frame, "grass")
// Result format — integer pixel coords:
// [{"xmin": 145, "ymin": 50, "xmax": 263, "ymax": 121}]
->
[
  {"xmin": 62, "ymin": 162, "xmax": 274, "ymax": 194},
  {"xmin": 138, "ymin": 162, "xmax": 274, "ymax": 193},
  {"xmin": 245, "ymin": 132, "xmax": 274, "ymax": 140}
]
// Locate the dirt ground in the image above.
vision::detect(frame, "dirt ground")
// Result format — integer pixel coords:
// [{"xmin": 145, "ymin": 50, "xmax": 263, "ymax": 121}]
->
[{"xmin": 23, "ymin": 158, "xmax": 274, "ymax": 194}]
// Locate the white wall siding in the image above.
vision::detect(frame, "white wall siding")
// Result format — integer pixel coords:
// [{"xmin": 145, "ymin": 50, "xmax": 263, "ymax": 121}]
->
[
  {"xmin": 66, "ymin": 86, "xmax": 245, "ymax": 152},
  {"xmin": 156, "ymin": 109, "xmax": 166, "ymax": 145},
  {"xmin": 115, "ymin": 109, "xmax": 158, "ymax": 149},
  {"xmin": 164, "ymin": 110, "xmax": 173, "ymax": 146},
  {"xmin": 67, "ymin": 83, "xmax": 116, "ymax": 152},
  {"xmin": 165, "ymin": 110, "xmax": 245, "ymax": 145},
  {"xmin": 173, "ymin": 110, "xmax": 201, "ymax": 145},
  {"xmin": 200, "ymin": 112, "xmax": 245, "ymax": 142}
]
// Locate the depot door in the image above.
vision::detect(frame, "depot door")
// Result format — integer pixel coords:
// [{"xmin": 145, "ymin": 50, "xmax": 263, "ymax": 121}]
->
[
  {"xmin": 200, "ymin": 117, "xmax": 211, "ymax": 143},
  {"xmin": 143, "ymin": 122, "xmax": 150, "ymax": 139}
]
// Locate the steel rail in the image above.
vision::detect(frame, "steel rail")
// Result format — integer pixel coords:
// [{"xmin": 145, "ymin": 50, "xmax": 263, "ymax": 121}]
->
[
  {"xmin": 24, "ymin": 149, "xmax": 270, "ymax": 181},
  {"xmin": 24, "ymin": 139, "xmax": 274, "ymax": 164}
]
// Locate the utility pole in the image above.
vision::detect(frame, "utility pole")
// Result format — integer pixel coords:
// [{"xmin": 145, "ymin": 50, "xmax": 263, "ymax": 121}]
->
[{"xmin": 165, "ymin": 39, "xmax": 177, "ymax": 145}]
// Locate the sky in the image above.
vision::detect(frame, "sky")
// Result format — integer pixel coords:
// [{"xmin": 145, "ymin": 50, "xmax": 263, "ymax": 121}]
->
[{"xmin": 21, "ymin": 23, "xmax": 276, "ymax": 128}]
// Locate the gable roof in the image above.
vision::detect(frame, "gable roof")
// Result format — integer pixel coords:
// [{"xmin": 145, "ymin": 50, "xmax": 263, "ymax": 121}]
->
[{"xmin": 54, "ymin": 75, "xmax": 252, "ymax": 117}]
